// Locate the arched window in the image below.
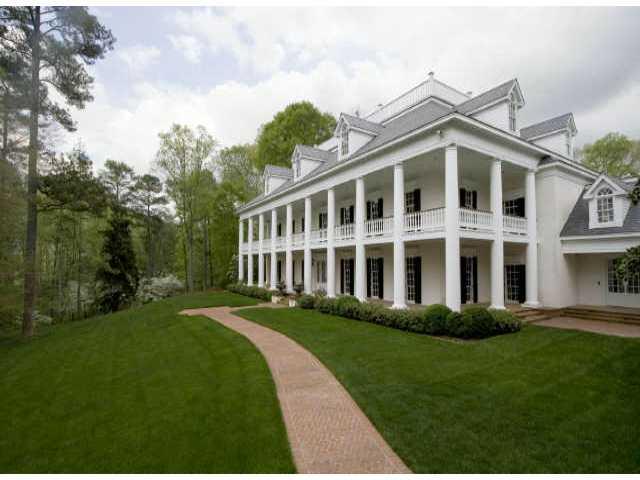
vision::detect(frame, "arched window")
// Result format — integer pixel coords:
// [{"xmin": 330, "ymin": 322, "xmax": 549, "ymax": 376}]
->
[
  {"xmin": 596, "ymin": 187, "xmax": 614, "ymax": 223},
  {"xmin": 340, "ymin": 123, "xmax": 349, "ymax": 156}
]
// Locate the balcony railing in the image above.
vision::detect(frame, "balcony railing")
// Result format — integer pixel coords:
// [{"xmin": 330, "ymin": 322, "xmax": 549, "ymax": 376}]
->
[
  {"xmin": 240, "ymin": 243, "xmax": 248, "ymax": 253},
  {"xmin": 292, "ymin": 232, "xmax": 304, "ymax": 247},
  {"xmin": 459, "ymin": 208, "xmax": 494, "ymax": 231},
  {"xmin": 365, "ymin": 216, "xmax": 393, "ymax": 238},
  {"xmin": 262, "ymin": 238, "xmax": 271, "ymax": 250},
  {"xmin": 311, "ymin": 228, "xmax": 328, "ymax": 244},
  {"xmin": 503, "ymin": 215, "xmax": 528, "ymax": 236},
  {"xmin": 335, "ymin": 223, "xmax": 355, "ymax": 241},
  {"xmin": 404, "ymin": 207, "xmax": 445, "ymax": 233},
  {"xmin": 276, "ymin": 236, "xmax": 285, "ymax": 249}
]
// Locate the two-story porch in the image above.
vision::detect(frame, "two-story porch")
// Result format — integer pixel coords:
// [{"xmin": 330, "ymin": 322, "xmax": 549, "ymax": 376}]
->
[{"xmin": 239, "ymin": 144, "xmax": 538, "ymax": 311}]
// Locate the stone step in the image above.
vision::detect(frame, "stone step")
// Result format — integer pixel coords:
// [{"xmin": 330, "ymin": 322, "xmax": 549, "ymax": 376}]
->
[{"xmin": 561, "ymin": 309, "xmax": 640, "ymax": 326}]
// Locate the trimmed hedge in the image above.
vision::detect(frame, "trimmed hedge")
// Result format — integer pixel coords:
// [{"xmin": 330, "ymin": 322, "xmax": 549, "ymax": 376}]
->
[
  {"xmin": 227, "ymin": 283, "xmax": 273, "ymax": 302},
  {"xmin": 301, "ymin": 295, "xmax": 521, "ymax": 340}
]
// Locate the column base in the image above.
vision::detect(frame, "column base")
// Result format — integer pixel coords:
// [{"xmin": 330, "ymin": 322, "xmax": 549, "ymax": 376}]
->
[
  {"xmin": 391, "ymin": 302, "xmax": 407, "ymax": 310},
  {"xmin": 490, "ymin": 304, "xmax": 506, "ymax": 310},
  {"xmin": 523, "ymin": 300, "xmax": 541, "ymax": 308}
]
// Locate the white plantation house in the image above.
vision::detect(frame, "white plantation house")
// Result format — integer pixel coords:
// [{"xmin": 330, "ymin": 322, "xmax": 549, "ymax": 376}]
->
[{"xmin": 236, "ymin": 73, "xmax": 640, "ymax": 311}]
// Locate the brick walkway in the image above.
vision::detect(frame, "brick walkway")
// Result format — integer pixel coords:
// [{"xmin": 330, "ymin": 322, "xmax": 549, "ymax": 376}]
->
[
  {"xmin": 181, "ymin": 305, "xmax": 410, "ymax": 474},
  {"xmin": 536, "ymin": 316, "xmax": 640, "ymax": 338}
]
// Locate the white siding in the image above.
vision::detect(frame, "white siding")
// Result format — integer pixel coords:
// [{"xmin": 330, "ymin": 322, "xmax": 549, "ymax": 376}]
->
[{"xmin": 471, "ymin": 101, "xmax": 511, "ymax": 132}]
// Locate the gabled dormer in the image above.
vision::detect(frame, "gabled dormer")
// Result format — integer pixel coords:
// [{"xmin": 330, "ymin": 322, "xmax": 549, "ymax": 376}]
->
[
  {"xmin": 291, "ymin": 144, "xmax": 336, "ymax": 181},
  {"xmin": 456, "ymin": 79, "xmax": 525, "ymax": 133},
  {"xmin": 263, "ymin": 165, "xmax": 292, "ymax": 195},
  {"xmin": 521, "ymin": 113, "xmax": 578, "ymax": 159},
  {"xmin": 335, "ymin": 113, "xmax": 384, "ymax": 161},
  {"xmin": 583, "ymin": 174, "xmax": 632, "ymax": 229}
]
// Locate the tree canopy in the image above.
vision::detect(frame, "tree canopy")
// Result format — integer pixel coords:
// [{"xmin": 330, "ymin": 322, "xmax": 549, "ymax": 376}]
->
[
  {"xmin": 255, "ymin": 101, "xmax": 336, "ymax": 170},
  {"xmin": 581, "ymin": 132, "xmax": 639, "ymax": 177}
]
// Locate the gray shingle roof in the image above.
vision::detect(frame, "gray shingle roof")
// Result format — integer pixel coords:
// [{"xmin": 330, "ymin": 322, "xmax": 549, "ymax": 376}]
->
[
  {"xmin": 352, "ymin": 101, "xmax": 452, "ymax": 157},
  {"xmin": 561, "ymin": 186, "xmax": 640, "ymax": 237},
  {"xmin": 296, "ymin": 145, "xmax": 335, "ymax": 162},
  {"xmin": 455, "ymin": 79, "xmax": 518, "ymax": 114},
  {"xmin": 264, "ymin": 164, "xmax": 293, "ymax": 177},
  {"xmin": 341, "ymin": 113, "xmax": 385, "ymax": 134},
  {"xmin": 521, "ymin": 113, "xmax": 574, "ymax": 140}
]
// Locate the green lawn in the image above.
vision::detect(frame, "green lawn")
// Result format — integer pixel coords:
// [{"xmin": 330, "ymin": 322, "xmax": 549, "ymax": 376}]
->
[
  {"xmin": 237, "ymin": 306, "xmax": 640, "ymax": 473},
  {"xmin": 0, "ymin": 292, "xmax": 295, "ymax": 473}
]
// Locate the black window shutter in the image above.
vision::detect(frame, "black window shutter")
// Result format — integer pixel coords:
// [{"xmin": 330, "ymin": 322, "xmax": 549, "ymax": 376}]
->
[
  {"xmin": 378, "ymin": 257, "xmax": 384, "ymax": 299},
  {"xmin": 414, "ymin": 256, "xmax": 422, "ymax": 304},
  {"xmin": 366, "ymin": 201, "xmax": 372, "ymax": 221},
  {"xmin": 414, "ymin": 189, "xmax": 421, "ymax": 212},
  {"xmin": 472, "ymin": 257, "xmax": 478, "ymax": 303},
  {"xmin": 318, "ymin": 213, "xmax": 322, "ymax": 228},
  {"xmin": 378, "ymin": 198, "xmax": 383, "ymax": 219},
  {"xmin": 459, "ymin": 188, "xmax": 466, "ymax": 208},
  {"xmin": 292, "ymin": 219, "xmax": 296, "ymax": 233},
  {"xmin": 302, "ymin": 260, "xmax": 304, "ymax": 287},
  {"xmin": 472, "ymin": 191, "xmax": 478, "ymax": 210},
  {"xmin": 340, "ymin": 259, "xmax": 345, "ymax": 294},
  {"xmin": 460, "ymin": 256, "xmax": 466, "ymax": 304},
  {"xmin": 516, "ymin": 197, "xmax": 526, "ymax": 217},
  {"xmin": 340, "ymin": 208, "xmax": 345, "ymax": 225},
  {"xmin": 277, "ymin": 223, "xmax": 282, "ymax": 236},
  {"xmin": 366, "ymin": 258, "xmax": 372, "ymax": 298},
  {"xmin": 349, "ymin": 205, "xmax": 355, "ymax": 223},
  {"xmin": 301, "ymin": 217, "xmax": 305, "ymax": 232},
  {"xmin": 349, "ymin": 259, "xmax": 355, "ymax": 295},
  {"xmin": 519, "ymin": 264, "xmax": 527, "ymax": 303},
  {"xmin": 277, "ymin": 260, "xmax": 282, "ymax": 281}
]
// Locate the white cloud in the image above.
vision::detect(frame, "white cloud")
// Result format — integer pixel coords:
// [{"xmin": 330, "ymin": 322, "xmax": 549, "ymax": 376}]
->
[
  {"xmin": 117, "ymin": 45, "xmax": 162, "ymax": 74},
  {"xmin": 168, "ymin": 34, "xmax": 203, "ymax": 64}
]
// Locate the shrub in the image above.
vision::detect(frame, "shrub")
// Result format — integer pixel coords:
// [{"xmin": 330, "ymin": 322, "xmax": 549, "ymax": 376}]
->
[
  {"xmin": 297, "ymin": 294, "xmax": 316, "ymax": 309},
  {"xmin": 446, "ymin": 307, "xmax": 495, "ymax": 339},
  {"xmin": 445, "ymin": 311, "xmax": 466, "ymax": 337},
  {"xmin": 489, "ymin": 308, "xmax": 523, "ymax": 334},
  {"xmin": 422, "ymin": 304, "xmax": 451, "ymax": 335},
  {"xmin": 293, "ymin": 283, "xmax": 304, "ymax": 295},
  {"xmin": 227, "ymin": 283, "xmax": 273, "ymax": 302},
  {"xmin": 334, "ymin": 295, "xmax": 360, "ymax": 318},
  {"xmin": 137, "ymin": 275, "xmax": 184, "ymax": 304},
  {"xmin": 315, "ymin": 296, "xmax": 335, "ymax": 314},
  {"xmin": 276, "ymin": 281, "xmax": 287, "ymax": 296}
]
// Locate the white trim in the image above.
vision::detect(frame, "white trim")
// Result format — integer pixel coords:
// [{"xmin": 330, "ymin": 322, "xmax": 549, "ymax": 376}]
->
[{"xmin": 561, "ymin": 232, "xmax": 640, "ymax": 240}]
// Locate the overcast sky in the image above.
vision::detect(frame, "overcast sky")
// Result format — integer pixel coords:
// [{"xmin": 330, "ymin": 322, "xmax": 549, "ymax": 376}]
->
[{"xmin": 64, "ymin": 6, "xmax": 640, "ymax": 174}]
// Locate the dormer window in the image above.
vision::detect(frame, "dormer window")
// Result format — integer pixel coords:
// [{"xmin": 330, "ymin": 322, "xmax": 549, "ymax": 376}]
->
[
  {"xmin": 566, "ymin": 132, "xmax": 572, "ymax": 156},
  {"xmin": 596, "ymin": 188, "xmax": 614, "ymax": 223},
  {"xmin": 508, "ymin": 94, "xmax": 517, "ymax": 132},
  {"xmin": 340, "ymin": 123, "xmax": 349, "ymax": 156},
  {"xmin": 294, "ymin": 157, "xmax": 301, "ymax": 178}
]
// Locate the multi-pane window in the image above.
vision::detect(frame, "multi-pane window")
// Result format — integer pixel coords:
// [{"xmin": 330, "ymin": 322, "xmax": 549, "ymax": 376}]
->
[
  {"xmin": 406, "ymin": 257, "xmax": 416, "ymax": 302},
  {"xmin": 318, "ymin": 212, "xmax": 327, "ymax": 229},
  {"xmin": 295, "ymin": 158, "xmax": 301, "ymax": 178},
  {"xmin": 316, "ymin": 260, "xmax": 326, "ymax": 285},
  {"xmin": 597, "ymin": 188, "xmax": 614, "ymax": 223},
  {"xmin": 504, "ymin": 265, "xmax": 521, "ymax": 303},
  {"xmin": 503, "ymin": 199, "xmax": 520, "ymax": 216},
  {"xmin": 609, "ymin": 260, "xmax": 640, "ymax": 295},
  {"xmin": 464, "ymin": 190, "xmax": 474, "ymax": 209},
  {"xmin": 508, "ymin": 96, "xmax": 517, "ymax": 132},
  {"xmin": 405, "ymin": 192, "xmax": 416, "ymax": 213},
  {"xmin": 370, "ymin": 259, "xmax": 380, "ymax": 298},
  {"xmin": 340, "ymin": 123, "xmax": 349, "ymax": 156}
]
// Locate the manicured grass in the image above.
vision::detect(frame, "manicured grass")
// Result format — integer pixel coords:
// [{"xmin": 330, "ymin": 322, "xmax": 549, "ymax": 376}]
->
[
  {"xmin": 0, "ymin": 292, "xmax": 295, "ymax": 473},
  {"xmin": 237, "ymin": 306, "xmax": 640, "ymax": 473}
]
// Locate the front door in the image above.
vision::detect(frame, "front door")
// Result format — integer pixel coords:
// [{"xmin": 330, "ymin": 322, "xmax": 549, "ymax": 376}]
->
[{"xmin": 460, "ymin": 256, "xmax": 478, "ymax": 304}]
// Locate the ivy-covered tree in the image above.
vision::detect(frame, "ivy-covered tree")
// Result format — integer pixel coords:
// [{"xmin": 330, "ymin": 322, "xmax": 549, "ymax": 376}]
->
[
  {"xmin": 0, "ymin": 6, "xmax": 115, "ymax": 336},
  {"xmin": 95, "ymin": 210, "xmax": 139, "ymax": 313},
  {"xmin": 255, "ymin": 101, "xmax": 336, "ymax": 170}
]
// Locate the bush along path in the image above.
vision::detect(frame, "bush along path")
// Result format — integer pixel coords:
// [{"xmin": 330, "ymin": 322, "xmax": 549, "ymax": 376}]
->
[{"xmin": 181, "ymin": 304, "xmax": 411, "ymax": 474}]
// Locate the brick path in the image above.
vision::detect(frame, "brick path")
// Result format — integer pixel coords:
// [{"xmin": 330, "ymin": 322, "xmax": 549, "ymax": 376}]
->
[{"xmin": 181, "ymin": 304, "xmax": 411, "ymax": 474}]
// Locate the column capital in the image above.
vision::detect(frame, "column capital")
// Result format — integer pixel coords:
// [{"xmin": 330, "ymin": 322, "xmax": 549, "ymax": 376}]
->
[{"xmin": 445, "ymin": 142, "xmax": 457, "ymax": 151}]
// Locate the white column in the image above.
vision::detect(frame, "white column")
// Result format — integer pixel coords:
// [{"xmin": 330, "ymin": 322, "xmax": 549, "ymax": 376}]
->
[
  {"xmin": 326, "ymin": 188, "xmax": 336, "ymax": 298},
  {"xmin": 258, "ymin": 213, "xmax": 265, "ymax": 288},
  {"xmin": 238, "ymin": 219, "xmax": 244, "ymax": 283},
  {"xmin": 285, "ymin": 203, "xmax": 293, "ymax": 293},
  {"xmin": 490, "ymin": 159, "xmax": 505, "ymax": 309},
  {"xmin": 524, "ymin": 169, "xmax": 540, "ymax": 306},
  {"xmin": 247, "ymin": 217, "xmax": 254, "ymax": 286},
  {"xmin": 354, "ymin": 177, "xmax": 366, "ymax": 301},
  {"xmin": 304, "ymin": 196, "xmax": 312, "ymax": 294},
  {"xmin": 392, "ymin": 162, "xmax": 406, "ymax": 309},
  {"xmin": 270, "ymin": 209, "xmax": 277, "ymax": 289},
  {"xmin": 445, "ymin": 144, "xmax": 461, "ymax": 311}
]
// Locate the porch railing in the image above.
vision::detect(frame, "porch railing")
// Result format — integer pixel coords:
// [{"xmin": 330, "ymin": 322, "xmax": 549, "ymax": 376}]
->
[
  {"xmin": 404, "ymin": 207, "xmax": 446, "ymax": 233},
  {"xmin": 459, "ymin": 208, "xmax": 494, "ymax": 231},
  {"xmin": 262, "ymin": 238, "xmax": 271, "ymax": 250},
  {"xmin": 335, "ymin": 223, "xmax": 355, "ymax": 241},
  {"xmin": 275, "ymin": 236, "xmax": 285, "ymax": 249},
  {"xmin": 365, "ymin": 216, "xmax": 393, "ymax": 238},
  {"xmin": 311, "ymin": 228, "xmax": 328, "ymax": 244},
  {"xmin": 292, "ymin": 232, "xmax": 304, "ymax": 247},
  {"xmin": 503, "ymin": 215, "xmax": 528, "ymax": 236}
]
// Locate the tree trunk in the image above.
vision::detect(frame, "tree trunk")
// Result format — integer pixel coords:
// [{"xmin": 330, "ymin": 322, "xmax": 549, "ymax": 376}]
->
[
  {"xmin": 23, "ymin": 7, "xmax": 41, "ymax": 337},
  {"xmin": 76, "ymin": 214, "xmax": 82, "ymax": 319},
  {"xmin": 202, "ymin": 218, "xmax": 210, "ymax": 290},
  {"xmin": 1, "ymin": 97, "xmax": 8, "ymax": 191},
  {"xmin": 146, "ymin": 205, "xmax": 152, "ymax": 278}
]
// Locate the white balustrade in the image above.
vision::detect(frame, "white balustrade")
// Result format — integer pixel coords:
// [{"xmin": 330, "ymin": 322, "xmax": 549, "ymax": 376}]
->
[
  {"xmin": 503, "ymin": 215, "xmax": 528, "ymax": 236},
  {"xmin": 276, "ymin": 236, "xmax": 285, "ymax": 249},
  {"xmin": 311, "ymin": 228, "xmax": 328, "ymax": 244},
  {"xmin": 240, "ymin": 243, "xmax": 248, "ymax": 254},
  {"xmin": 262, "ymin": 238, "xmax": 271, "ymax": 250},
  {"xmin": 334, "ymin": 223, "xmax": 355, "ymax": 241},
  {"xmin": 292, "ymin": 232, "xmax": 305, "ymax": 247},
  {"xmin": 404, "ymin": 207, "xmax": 446, "ymax": 233},
  {"xmin": 365, "ymin": 216, "xmax": 393, "ymax": 238},
  {"xmin": 459, "ymin": 208, "xmax": 494, "ymax": 231}
]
